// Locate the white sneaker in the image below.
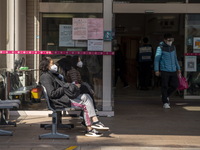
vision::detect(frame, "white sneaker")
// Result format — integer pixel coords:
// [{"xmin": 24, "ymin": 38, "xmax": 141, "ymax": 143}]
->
[
  {"xmin": 85, "ymin": 129, "xmax": 103, "ymax": 137},
  {"xmin": 167, "ymin": 97, "xmax": 170, "ymax": 105},
  {"xmin": 91, "ymin": 122, "xmax": 109, "ymax": 130},
  {"xmin": 163, "ymin": 103, "xmax": 170, "ymax": 109}
]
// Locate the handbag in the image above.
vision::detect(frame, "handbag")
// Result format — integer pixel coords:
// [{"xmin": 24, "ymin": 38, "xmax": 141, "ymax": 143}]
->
[
  {"xmin": 80, "ymin": 82, "xmax": 94, "ymax": 95},
  {"xmin": 178, "ymin": 74, "xmax": 188, "ymax": 91}
]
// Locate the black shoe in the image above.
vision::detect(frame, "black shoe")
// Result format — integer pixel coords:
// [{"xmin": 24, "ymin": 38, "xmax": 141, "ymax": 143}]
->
[
  {"xmin": 123, "ymin": 85, "xmax": 130, "ymax": 88},
  {"xmin": 140, "ymin": 87, "xmax": 149, "ymax": 90}
]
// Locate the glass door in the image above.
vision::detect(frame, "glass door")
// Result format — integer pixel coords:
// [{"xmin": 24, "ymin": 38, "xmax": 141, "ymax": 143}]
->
[{"xmin": 185, "ymin": 14, "xmax": 200, "ymax": 99}]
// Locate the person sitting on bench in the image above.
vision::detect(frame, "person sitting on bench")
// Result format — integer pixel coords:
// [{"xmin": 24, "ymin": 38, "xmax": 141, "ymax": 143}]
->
[{"xmin": 39, "ymin": 56, "xmax": 109, "ymax": 137}]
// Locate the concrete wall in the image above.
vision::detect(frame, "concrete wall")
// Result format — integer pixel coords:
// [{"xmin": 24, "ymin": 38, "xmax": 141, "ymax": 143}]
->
[
  {"xmin": 26, "ymin": 0, "xmax": 35, "ymax": 68},
  {"xmin": 0, "ymin": 0, "xmax": 7, "ymax": 69}
]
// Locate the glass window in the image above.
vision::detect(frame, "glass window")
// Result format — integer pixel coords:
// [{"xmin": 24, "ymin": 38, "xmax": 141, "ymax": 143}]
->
[
  {"xmin": 41, "ymin": 0, "xmax": 102, "ymax": 2},
  {"xmin": 185, "ymin": 14, "xmax": 200, "ymax": 96},
  {"xmin": 113, "ymin": 0, "xmax": 185, "ymax": 3},
  {"xmin": 42, "ymin": 13, "xmax": 103, "ymax": 52},
  {"xmin": 39, "ymin": 13, "xmax": 104, "ymax": 111},
  {"xmin": 189, "ymin": 0, "xmax": 200, "ymax": 3}
]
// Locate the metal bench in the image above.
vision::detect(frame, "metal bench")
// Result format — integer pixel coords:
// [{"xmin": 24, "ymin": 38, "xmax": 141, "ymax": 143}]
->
[
  {"xmin": 0, "ymin": 100, "xmax": 20, "ymax": 136},
  {"xmin": 0, "ymin": 99, "xmax": 21, "ymax": 126},
  {"xmin": 39, "ymin": 85, "xmax": 80, "ymax": 139}
]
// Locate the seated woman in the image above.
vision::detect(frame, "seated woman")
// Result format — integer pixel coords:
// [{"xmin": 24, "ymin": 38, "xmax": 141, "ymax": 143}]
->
[{"xmin": 39, "ymin": 56, "xmax": 109, "ymax": 137}]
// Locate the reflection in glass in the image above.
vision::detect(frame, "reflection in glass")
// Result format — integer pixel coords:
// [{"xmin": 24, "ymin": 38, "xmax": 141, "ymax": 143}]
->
[
  {"xmin": 55, "ymin": 55, "xmax": 103, "ymax": 111},
  {"xmin": 42, "ymin": 0, "xmax": 102, "ymax": 2},
  {"xmin": 186, "ymin": 14, "xmax": 200, "ymax": 96},
  {"xmin": 39, "ymin": 13, "xmax": 104, "ymax": 111},
  {"xmin": 187, "ymin": 72, "xmax": 200, "ymax": 95},
  {"xmin": 189, "ymin": 0, "xmax": 200, "ymax": 3},
  {"xmin": 113, "ymin": 0, "xmax": 185, "ymax": 3},
  {"xmin": 42, "ymin": 13, "xmax": 103, "ymax": 52}
]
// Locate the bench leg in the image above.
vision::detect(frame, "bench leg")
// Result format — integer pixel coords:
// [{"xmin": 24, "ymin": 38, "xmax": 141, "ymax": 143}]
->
[
  {"xmin": 39, "ymin": 132, "xmax": 69, "ymax": 139},
  {"xmin": 0, "ymin": 129, "xmax": 13, "ymax": 136},
  {"xmin": 39, "ymin": 111, "xmax": 70, "ymax": 139},
  {"xmin": 40, "ymin": 112, "xmax": 74, "ymax": 129},
  {"xmin": 0, "ymin": 109, "xmax": 16, "ymax": 127},
  {"xmin": 40, "ymin": 123, "xmax": 74, "ymax": 129}
]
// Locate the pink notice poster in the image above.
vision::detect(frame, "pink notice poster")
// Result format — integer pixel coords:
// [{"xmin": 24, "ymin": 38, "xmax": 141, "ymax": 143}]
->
[
  {"xmin": 88, "ymin": 18, "xmax": 103, "ymax": 39},
  {"xmin": 72, "ymin": 18, "xmax": 88, "ymax": 40}
]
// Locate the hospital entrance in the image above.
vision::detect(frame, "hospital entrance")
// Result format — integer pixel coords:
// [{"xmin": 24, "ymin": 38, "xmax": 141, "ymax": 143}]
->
[{"xmin": 113, "ymin": 13, "xmax": 185, "ymax": 99}]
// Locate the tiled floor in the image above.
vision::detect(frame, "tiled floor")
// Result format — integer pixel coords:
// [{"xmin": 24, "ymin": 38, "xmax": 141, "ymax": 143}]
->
[{"xmin": 1, "ymin": 86, "xmax": 200, "ymax": 150}]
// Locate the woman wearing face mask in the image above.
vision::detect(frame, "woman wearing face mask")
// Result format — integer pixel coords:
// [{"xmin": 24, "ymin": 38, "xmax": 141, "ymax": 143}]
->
[
  {"xmin": 66, "ymin": 56, "xmax": 83, "ymax": 84},
  {"xmin": 39, "ymin": 56, "xmax": 109, "ymax": 137},
  {"xmin": 154, "ymin": 33, "xmax": 181, "ymax": 109},
  {"xmin": 66, "ymin": 56, "xmax": 97, "ymax": 115}
]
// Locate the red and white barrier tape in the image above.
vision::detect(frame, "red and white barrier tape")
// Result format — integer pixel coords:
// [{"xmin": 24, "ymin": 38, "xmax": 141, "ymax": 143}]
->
[
  {"xmin": 0, "ymin": 50, "xmax": 114, "ymax": 55},
  {"xmin": 185, "ymin": 53, "xmax": 200, "ymax": 56}
]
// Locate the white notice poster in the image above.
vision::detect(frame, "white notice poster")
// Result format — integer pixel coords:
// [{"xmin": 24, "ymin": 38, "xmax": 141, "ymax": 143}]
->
[
  {"xmin": 72, "ymin": 18, "xmax": 88, "ymax": 40},
  {"xmin": 88, "ymin": 40, "xmax": 103, "ymax": 51},
  {"xmin": 185, "ymin": 56, "xmax": 197, "ymax": 72},
  {"xmin": 59, "ymin": 25, "xmax": 74, "ymax": 47}
]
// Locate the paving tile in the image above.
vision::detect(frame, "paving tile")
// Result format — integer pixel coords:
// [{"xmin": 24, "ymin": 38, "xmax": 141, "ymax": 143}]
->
[{"xmin": 1, "ymin": 89, "xmax": 200, "ymax": 149}]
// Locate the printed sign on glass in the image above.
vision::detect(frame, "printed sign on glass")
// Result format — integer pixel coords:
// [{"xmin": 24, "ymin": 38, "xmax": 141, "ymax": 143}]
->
[
  {"xmin": 193, "ymin": 37, "xmax": 200, "ymax": 53},
  {"xmin": 59, "ymin": 25, "xmax": 74, "ymax": 47},
  {"xmin": 88, "ymin": 40, "xmax": 103, "ymax": 51},
  {"xmin": 88, "ymin": 18, "xmax": 103, "ymax": 39},
  {"xmin": 72, "ymin": 18, "xmax": 88, "ymax": 40},
  {"xmin": 185, "ymin": 56, "xmax": 197, "ymax": 72}
]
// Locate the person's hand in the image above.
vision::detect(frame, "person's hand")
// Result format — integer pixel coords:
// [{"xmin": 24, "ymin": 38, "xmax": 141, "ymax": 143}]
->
[
  {"xmin": 177, "ymin": 70, "xmax": 181, "ymax": 75},
  {"xmin": 75, "ymin": 84, "xmax": 81, "ymax": 88},
  {"xmin": 155, "ymin": 71, "xmax": 160, "ymax": 77}
]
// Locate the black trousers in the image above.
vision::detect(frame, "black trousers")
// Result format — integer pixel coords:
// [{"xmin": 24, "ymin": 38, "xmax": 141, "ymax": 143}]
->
[
  {"xmin": 114, "ymin": 69, "xmax": 128, "ymax": 87},
  {"xmin": 138, "ymin": 63, "xmax": 152, "ymax": 88},
  {"xmin": 161, "ymin": 71, "xmax": 179, "ymax": 104}
]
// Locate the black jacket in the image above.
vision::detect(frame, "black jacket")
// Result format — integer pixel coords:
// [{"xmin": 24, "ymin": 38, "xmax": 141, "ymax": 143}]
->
[{"xmin": 40, "ymin": 70, "xmax": 71, "ymax": 109}]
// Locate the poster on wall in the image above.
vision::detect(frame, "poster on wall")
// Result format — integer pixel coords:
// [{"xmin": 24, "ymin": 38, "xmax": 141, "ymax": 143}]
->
[
  {"xmin": 72, "ymin": 18, "xmax": 88, "ymax": 40},
  {"xmin": 185, "ymin": 56, "xmax": 197, "ymax": 72},
  {"xmin": 75, "ymin": 40, "xmax": 87, "ymax": 47},
  {"xmin": 59, "ymin": 25, "xmax": 74, "ymax": 47},
  {"xmin": 193, "ymin": 37, "xmax": 200, "ymax": 53},
  {"xmin": 88, "ymin": 40, "xmax": 103, "ymax": 51},
  {"xmin": 88, "ymin": 18, "xmax": 103, "ymax": 39}
]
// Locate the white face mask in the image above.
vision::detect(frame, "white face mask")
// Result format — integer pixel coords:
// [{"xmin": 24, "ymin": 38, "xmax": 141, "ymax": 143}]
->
[
  {"xmin": 167, "ymin": 41, "xmax": 173, "ymax": 46},
  {"xmin": 50, "ymin": 64, "xmax": 58, "ymax": 72},
  {"xmin": 77, "ymin": 61, "xmax": 83, "ymax": 68}
]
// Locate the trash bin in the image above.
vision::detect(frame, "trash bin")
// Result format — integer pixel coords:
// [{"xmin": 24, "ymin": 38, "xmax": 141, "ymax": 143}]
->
[{"xmin": 31, "ymin": 86, "xmax": 42, "ymax": 103}]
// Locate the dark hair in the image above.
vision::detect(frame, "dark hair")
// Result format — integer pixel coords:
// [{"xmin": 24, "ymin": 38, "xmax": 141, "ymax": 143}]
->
[
  {"xmin": 164, "ymin": 33, "xmax": 173, "ymax": 39},
  {"xmin": 71, "ymin": 55, "xmax": 79, "ymax": 69},
  {"xmin": 143, "ymin": 37, "xmax": 149, "ymax": 43},
  {"xmin": 39, "ymin": 56, "xmax": 52, "ymax": 72}
]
